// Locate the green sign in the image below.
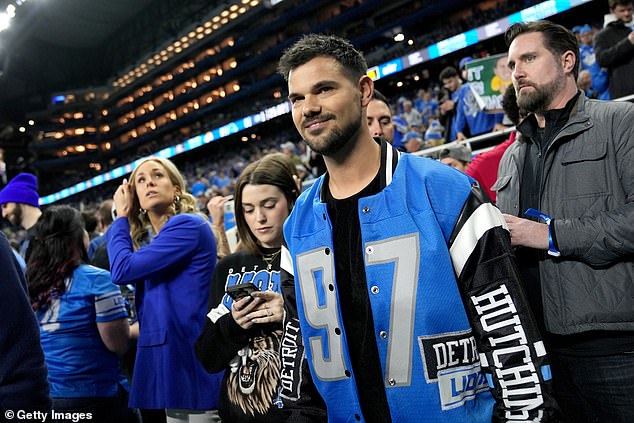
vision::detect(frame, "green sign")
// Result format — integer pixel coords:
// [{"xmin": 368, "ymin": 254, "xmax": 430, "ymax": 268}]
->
[{"xmin": 465, "ymin": 53, "xmax": 512, "ymax": 112}]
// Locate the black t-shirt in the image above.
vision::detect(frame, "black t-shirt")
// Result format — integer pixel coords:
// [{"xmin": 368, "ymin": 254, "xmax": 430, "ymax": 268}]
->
[
  {"xmin": 322, "ymin": 140, "xmax": 397, "ymax": 422},
  {"xmin": 197, "ymin": 248, "xmax": 284, "ymax": 423}
]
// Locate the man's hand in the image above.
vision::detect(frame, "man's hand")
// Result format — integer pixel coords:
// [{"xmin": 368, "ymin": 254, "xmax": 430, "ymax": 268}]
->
[
  {"xmin": 503, "ymin": 214, "xmax": 549, "ymax": 249},
  {"xmin": 439, "ymin": 99, "xmax": 455, "ymax": 114}
]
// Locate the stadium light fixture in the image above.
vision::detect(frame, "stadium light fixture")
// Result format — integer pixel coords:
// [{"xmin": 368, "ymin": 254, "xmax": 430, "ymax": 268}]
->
[
  {"xmin": 0, "ymin": 12, "xmax": 11, "ymax": 31},
  {"xmin": 393, "ymin": 33, "xmax": 405, "ymax": 42}
]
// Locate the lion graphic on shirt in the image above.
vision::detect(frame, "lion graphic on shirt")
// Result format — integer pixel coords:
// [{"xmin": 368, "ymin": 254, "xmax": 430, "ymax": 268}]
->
[{"xmin": 227, "ymin": 329, "xmax": 282, "ymax": 416}]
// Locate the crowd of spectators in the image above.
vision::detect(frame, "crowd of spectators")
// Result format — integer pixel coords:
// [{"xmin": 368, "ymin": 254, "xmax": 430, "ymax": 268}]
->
[
  {"xmin": 7, "ymin": 7, "xmax": 633, "ymax": 248},
  {"xmin": 35, "ymin": 0, "xmax": 551, "ymax": 197},
  {"xmin": 2, "ymin": 4, "xmax": 634, "ymax": 420}
]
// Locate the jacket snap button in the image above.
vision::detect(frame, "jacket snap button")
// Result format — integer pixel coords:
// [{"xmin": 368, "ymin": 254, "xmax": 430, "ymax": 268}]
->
[
  {"xmin": 388, "ymin": 378, "xmax": 396, "ymax": 386},
  {"xmin": 366, "ymin": 246, "xmax": 374, "ymax": 255},
  {"xmin": 371, "ymin": 285, "xmax": 379, "ymax": 294},
  {"xmin": 362, "ymin": 206, "xmax": 370, "ymax": 214},
  {"xmin": 380, "ymin": 330, "xmax": 388, "ymax": 339}
]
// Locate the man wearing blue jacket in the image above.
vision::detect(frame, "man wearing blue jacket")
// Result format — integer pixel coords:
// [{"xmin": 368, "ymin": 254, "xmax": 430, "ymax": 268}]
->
[
  {"xmin": 439, "ymin": 66, "xmax": 504, "ymax": 142},
  {"xmin": 277, "ymin": 34, "xmax": 559, "ymax": 422}
]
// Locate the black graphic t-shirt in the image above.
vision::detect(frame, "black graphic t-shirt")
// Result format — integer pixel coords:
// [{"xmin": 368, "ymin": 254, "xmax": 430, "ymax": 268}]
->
[{"xmin": 195, "ymin": 249, "xmax": 283, "ymax": 422}]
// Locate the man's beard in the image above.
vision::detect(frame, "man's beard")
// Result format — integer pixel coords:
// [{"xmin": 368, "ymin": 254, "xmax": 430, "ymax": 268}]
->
[
  {"xmin": 303, "ymin": 114, "xmax": 362, "ymax": 157},
  {"xmin": 516, "ymin": 71, "xmax": 565, "ymax": 113},
  {"xmin": 11, "ymin": 203, "xmax": 23, "ymax": 227}
]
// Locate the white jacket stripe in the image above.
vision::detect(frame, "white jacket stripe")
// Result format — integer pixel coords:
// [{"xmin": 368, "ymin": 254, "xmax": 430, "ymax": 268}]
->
[
  {"xmin": 450, "ymin": 203, "xmax": 508, "ymax": 276},
  {"xmin": 281, "ymin": 245, "xmax": 294, "ymax": 276}
]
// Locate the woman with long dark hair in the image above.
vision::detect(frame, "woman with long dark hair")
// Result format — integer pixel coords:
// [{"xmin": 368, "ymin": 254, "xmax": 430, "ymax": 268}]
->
[
  {"xmin": 195, "ymin": 153, "xmax": 299, "ymax": 422},
  {"xmin": 27, "ymin": 205, "xmax": 131, "ymax": 422},
  {"xmin": 108, "ymin": 157, "xmax": 223, "ymax": 423}
]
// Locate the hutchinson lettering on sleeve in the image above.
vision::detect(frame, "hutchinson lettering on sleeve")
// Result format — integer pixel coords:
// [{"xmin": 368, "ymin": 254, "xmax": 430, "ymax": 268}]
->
[{"xmin": 450, "ymin": 186, "xmax": 561, "ymax": 421}]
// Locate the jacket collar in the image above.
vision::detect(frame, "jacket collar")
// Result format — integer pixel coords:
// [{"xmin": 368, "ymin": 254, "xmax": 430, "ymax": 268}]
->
[
  {"xmin": 318, "ymin": 138, "xmax": 400, "ymax": 202},
  {"xmin": 516, "ymin": 91, "xmax": 591, "ymax": 144}
]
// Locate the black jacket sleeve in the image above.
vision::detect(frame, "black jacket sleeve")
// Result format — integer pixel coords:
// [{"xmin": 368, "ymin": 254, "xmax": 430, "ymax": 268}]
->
[
  {"xmin": 594, "ymin": 24, "xmax": 634, "ymax": 68},
  {"xmin": 0, "ymin": 233, "xmax": 51, "ymax": 412},
  {"xmin": 195, "ymin": 256, "xmax": 251, "ymax": 374},
  {"xmin": 279, "ymin": 245, "xmax": 327, "ymax": 422},
  {"xmin": 449, "ymin": 186, "xmax": 561, "ymax": 422}
]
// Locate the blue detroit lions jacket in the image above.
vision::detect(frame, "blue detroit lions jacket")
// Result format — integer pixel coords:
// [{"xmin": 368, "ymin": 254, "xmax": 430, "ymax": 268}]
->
[{"xmin": 280, "ymin": 142, "xmax": 559, "ymax": 422}]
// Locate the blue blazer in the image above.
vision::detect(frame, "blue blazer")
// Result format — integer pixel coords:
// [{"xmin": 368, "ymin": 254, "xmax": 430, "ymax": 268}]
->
[{"xmin": 107, "ymin": 213, "xmax": 223, "ymax": 409}]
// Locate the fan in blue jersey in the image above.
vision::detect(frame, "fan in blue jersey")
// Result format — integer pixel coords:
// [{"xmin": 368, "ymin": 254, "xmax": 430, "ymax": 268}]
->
[
  {"xmin": 108, "ymin": 157, "xmax": 223, "ymax": 422},
  {"xmin": 277, "ymin": 34, "xmax": 561, "ymax": 422},
  {"xmin": 26, "ymin": 205, "xmax": 132, "ymax": 422}
]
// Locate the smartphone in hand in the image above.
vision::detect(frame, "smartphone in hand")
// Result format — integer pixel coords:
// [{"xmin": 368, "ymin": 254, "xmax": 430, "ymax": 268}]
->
[{"xmin": 226, "ymin": 283, "xmax": 260, "ymax": 301}]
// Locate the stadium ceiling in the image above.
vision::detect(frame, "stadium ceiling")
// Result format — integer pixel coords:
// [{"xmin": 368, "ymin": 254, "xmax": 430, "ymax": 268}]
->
[
  {"xmin": 8, "ymin": 0, "xmax": 156, "ymax": 48},
  {"xmin": 0, "ymin": 0, "xmax": 217, "ymax": 119}
]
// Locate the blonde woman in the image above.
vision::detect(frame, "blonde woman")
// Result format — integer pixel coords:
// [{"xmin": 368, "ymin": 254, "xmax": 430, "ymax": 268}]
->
[{"xmin": 107, "ymin": 157, "xmax": 223, "ymax": 422}]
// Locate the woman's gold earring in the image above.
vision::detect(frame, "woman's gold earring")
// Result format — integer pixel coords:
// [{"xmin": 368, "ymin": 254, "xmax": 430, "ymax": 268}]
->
[{"xmin": 140, "ymin": 208, "xmax": 147, "ymax": 215}]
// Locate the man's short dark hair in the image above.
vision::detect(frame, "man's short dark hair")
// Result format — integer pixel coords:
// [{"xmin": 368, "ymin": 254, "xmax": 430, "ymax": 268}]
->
[
  {"xmin": 98, "ymin": 199, "xmax": 114, "ymax": 228},
  {"xmin": 278, "ymin": 34, "xmax": 367, "ymax": 82},
  {"xmin": 609, "ymin": 0, "xmax": 633, "ymax": 9},
  {"xmin": 439, "ymin": 66, "xmax": 459, "ymax": 81},
  {"xmin": 372, "ymin": 89, "xmax": 389, "ymax": 106},
  {"xmin": 82, "ymin": 210, "xmax": 97, "ymax": 234},
  {"xmin": 504, "ymin": 20, "xmax": 580, "ymax": 79}
]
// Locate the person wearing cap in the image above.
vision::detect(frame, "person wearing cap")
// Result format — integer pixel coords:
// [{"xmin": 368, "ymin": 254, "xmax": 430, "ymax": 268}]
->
[
  {"xmin": 571, "ymin": 25, "xmax": 583, "ymax": 43},
  {"xmin": 439, "ymin": 144, "xmax": 472, "ymax": 173},
  {"xmin": 0, "ymin": 172, "xmax": 42, "ymax": 257},
  {"xmin": 423, "ymin": 118, "xmax": 445, "ymax": 147},
  {"xmin": 577, "ymin": 24, "xmax": 610, "ymax": 100},
  {"xmin": 458, "ymin": 56, "xmax": 474, "ymax": 80},
  {"xmin": 402, "ymin": 131, "xmax": 422, "ymax": 153},
  {"xmin": 595, "ymin": 0, "xmax": 634, "ymax": 99}
]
